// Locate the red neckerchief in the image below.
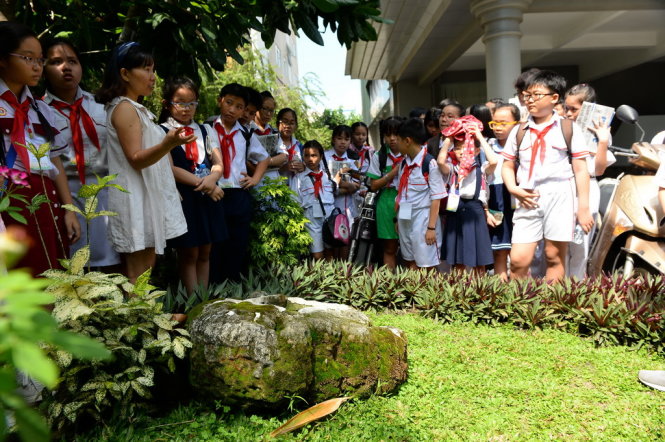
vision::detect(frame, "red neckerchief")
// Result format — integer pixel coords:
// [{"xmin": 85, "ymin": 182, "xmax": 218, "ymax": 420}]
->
[
  {"xmin": 388, "ymin": 153, "xmax": 403, "ymax": 169},
  {"xmin": 394, "ymin": 148, "xmax": 426, "ymax": 211},
  {"xmin": 287, "ymin": 141, "xmax": 298, "ymax": 162},
  {"xmin": 357, "ymin": 145, "xmax": 370, "ymax": 169},
  {"xmin": 1, "ymin": 90, "xmax": 32, "ymax": 171},
  {"xmin": 308, "ymin": 170, "xmax": 323, "ymax": 198},
  {"xmin": 332, "ymin": 154, "xmax": 345, "ymax": 161},
  {"xmin": 182, "ymin": 126, "xmax": 198, "ymax": 169},
  {"xmin": 527, "ymin": 123, "xmax": 555, "ymax": 181},
  {"xmin": 214, "ymin": 123, "xmax": 238, "ymax": 179},
  {"xmin": 254, "ymin": 126, "xmax": 272, "ymax": 136}
]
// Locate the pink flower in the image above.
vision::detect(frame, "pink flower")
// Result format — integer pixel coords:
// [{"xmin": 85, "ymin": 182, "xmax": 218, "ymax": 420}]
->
[{"xmin": 8, "ymin": 169, "xmax": 29, "ymax": 187}]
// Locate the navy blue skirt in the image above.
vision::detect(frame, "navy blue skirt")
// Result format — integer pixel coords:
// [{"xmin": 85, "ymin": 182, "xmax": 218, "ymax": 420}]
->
[
  {"xmin": 443, "ymin": 198, "xmax": 494, "ymax": 267},
  {"xmin": 488, "ymin": 183, "xmax": 514, "ymax": 251}
]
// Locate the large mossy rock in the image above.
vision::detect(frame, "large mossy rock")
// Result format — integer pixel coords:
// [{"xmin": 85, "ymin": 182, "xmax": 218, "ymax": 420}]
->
[{"xmin": 187, "ymin": 295, "xmax": 407, "ymax": 408}]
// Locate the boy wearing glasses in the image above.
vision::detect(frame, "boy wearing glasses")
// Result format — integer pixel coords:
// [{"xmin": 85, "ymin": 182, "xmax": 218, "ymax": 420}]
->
[{"xmin": 501, "ymin": 70, "xmax": 593, "ymax": 282}]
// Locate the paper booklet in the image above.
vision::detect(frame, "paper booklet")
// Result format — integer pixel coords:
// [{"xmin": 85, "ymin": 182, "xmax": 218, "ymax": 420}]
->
[
  {"xmin": 575, "ymin": 101, "xmax": 615, "ymax": 150},
  {"xmin": 331, "ymin": 159, "xmax": 354, "ymax": 178},
  {"xmin": 256, "ymin": 133, "xmax": 280, "ymax": 156}
]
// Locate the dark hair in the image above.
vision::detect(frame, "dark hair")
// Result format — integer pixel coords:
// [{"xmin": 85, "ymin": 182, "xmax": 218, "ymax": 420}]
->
[
  {"xmin": 260, "ymin": 90, "xmax": 274, "ymax": 100},
  {"xmin": 331, "ymin": 124, "xmax": 352, "ymax": 141},
  {"xmin": 397, "ymin": 118, "xmax": 427, "ymax": 145},
  {"xmin": 408, "ymin": 107, "xmax": 427, "ymax": 119},
  {"xmin": 439, "ymin": 98, "xmax": 461, "ymax": 110},
  {"xmin": 302, "ymin": 139, "xmax": 324, "ymax": 157},
  {"xmin": 486, "ymin": 98, "xmax": 505, "ymax": 107},
  {"xmin": 467, "ymin": 104, "xmax": 495, "ymax": 139},
  {"xmin": 41, "ymin": 37, "xmax": 82, "ymax": 92},
  {"xmin": 514, "ymin": 68, "xmax": 541, "ymax": 94},
  {"xmin": 96, "ymin": 42, "xmax": 154, "ymax": 104},
  {"xmin": 442, "ymin": 102, "xmax": 464, "ymax": 118},
  {"xmin": 565, "ymin": 83, "xmax": 597, "ymax": 103},
  {"xmin": 378, "ymin": 116, "xmax": 405, "ymax": 156},
  {"xmin": 244, "ymin": 86, "xmax": 263, "ymax": 109},
  {"xmin": 218, "ymin": 82, "xmax": 248, "ymax": 105},
  {"xmin": 494, "ymin": 103, "xmax": 521, "ymax": 122},
  {"xmin": 351, "ymin": 121, "xmax": 368, "ymax": 133},
  {"xmin": 524, "ymin": 69, "xmax": 566, "ymax": 97},
  {"xmin": 424, "ymin": 107, "xmax": 441, "ymax": 127},
  {"xmin": 158, "ymin": 76, "xmax": 199, "ymax": 123},
  {"xmin": 276, "ymin": 107, "xmax": 297, "ymax": 126},
  {"xmin": 0, "ymin": 22, "xmax": 37, "ymax": 61}
]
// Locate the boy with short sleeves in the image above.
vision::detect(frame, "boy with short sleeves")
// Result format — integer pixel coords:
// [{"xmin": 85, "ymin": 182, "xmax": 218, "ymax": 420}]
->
[
  {"xmin": 395, "ymin": 118, "xmax": 447, "ymax": 269},
  {"xmin": 211, "ymin": 83, "xmax": 270, "ymax": 281},
  {"xmin": 501, "ymin": 70, "xmax": 594, "ymax": 282}
]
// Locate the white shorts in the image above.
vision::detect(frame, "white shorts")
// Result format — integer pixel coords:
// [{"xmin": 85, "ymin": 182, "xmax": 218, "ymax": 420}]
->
[
  {"xmin": 566, "ymin": 177, "xmax": 600, "ymax": 278},
  {"xmin": 512, "ymin": 178, "xmax": 576, "ymax": 244},
  {"xmin": 304, "ymin": 207, "xmax": 326, "ymax": 254},
  {"xmin": 398, "ymin": 207, "xmax": 441, "ymax": 268}
]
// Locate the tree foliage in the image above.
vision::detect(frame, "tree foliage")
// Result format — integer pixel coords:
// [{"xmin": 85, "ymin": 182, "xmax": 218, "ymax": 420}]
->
[{"xmin": 8, "ymin": 0, "xmax": 386, "ymax": 82}]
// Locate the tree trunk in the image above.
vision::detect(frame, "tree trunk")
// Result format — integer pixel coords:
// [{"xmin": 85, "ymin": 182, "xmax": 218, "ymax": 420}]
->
[{"xmin": 118, "ymin": 5, "xmax": 140, "ymax": 43}]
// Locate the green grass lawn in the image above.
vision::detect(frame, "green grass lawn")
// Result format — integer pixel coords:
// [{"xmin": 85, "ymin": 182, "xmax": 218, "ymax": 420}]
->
[{"xmin": 88, "ymin": 313, "xmax": 665, "ymax": 441}]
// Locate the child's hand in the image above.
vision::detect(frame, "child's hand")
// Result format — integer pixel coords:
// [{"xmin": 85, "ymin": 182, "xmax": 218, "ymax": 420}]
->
[
  {"xmin": 486, "ymin": 211, "xmax": 498, "ymax": 227},
  {"xmin": 589, "ymin": 119, "xmax": 610, "ymax": 143},
  {"xmin": 194, "ymin": 175, "xmax": 218, "ymax": 194},
  {"xmin": 425, "ymin": 228, "xmax": 437, "ymax": 245},
  {"xmin": 512, "ymin": 187, "xmax": 540, "ymax": 209},
  {"xmin": 577, "ymin": 207, "xmax": 594, "ymax": 233},
  {"xmin": 64, "ymin": 211, "xmax": 81, "ymax": 244},
  {"xmin": 239, "ymin": 172, "xmax": 260, "ymax": 189},
  {"xmin": 208, "ymin": 186, "xmax": 224, "ymax": 201},
  {"xmin": 289, "ymin": 160, "xmax": 305, "ymax": 174}
]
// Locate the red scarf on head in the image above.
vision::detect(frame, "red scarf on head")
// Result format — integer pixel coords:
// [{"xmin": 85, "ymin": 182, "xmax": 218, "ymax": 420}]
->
[
  {"xmin": 51, "ymin": 97, "xmax": 102, "ymax": 184},
  {"xmin": 308, "ymin": 170, "xmax": 323, "ymax": 198},
  {"xmin": 527, "ymin": 124, "xmax": 555, "ymax": 181},
  {"xmin": 1, "ymin": 90, "xmax": 32, "ymax": 172},
  {"xmin": 214, "ymin": 123, "xmax": 238, "ymax": 179},
  {"xmin": 287, "ymin": 142, "xmax": 298, "ymax": 162},
  {"xmin": 442, "ymin": 115, "xmax": 483, "ymax": 181}
]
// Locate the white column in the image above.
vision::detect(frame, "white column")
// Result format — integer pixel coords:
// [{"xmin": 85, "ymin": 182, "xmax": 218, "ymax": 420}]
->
[{"xmin": 470, "ymin": 0, "xmax": 533, "ymax": 101}]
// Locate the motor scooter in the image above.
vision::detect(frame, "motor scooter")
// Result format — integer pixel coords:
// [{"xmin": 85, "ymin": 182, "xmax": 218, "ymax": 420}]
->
[{"xmin": 587, "ymin": 105, "xmax": 665, "ymax": 278}]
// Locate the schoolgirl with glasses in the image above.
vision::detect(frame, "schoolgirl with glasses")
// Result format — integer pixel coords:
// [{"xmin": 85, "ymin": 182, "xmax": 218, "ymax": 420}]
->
[
  {"xmin": 0, "ymin": 22, "xmax": 80, "ymax": 276},
  {"xmin": 159, "ymin": 77, "xmax": 227, "ymax": 296}
]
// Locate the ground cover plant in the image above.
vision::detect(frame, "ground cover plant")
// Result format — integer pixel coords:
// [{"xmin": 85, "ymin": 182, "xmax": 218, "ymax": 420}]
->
[{"xmin": 80, "ymin": 312, "xmax": 665, "ymax": 440}]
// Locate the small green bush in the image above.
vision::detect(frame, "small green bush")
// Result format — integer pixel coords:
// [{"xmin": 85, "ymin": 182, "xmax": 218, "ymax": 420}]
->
[
  {"xmin": 41, "ymin": 247, "xmax": 192, "ymax": 433},
  {"xmin": 249, "ymin": 177, "xmax": 312, "ymax": 268}
]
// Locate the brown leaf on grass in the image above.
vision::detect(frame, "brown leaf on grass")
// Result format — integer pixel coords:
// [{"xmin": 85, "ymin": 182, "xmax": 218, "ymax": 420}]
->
[{"xmin": 269, "ymin": 397, "xmax": 351, "ymax": 438}]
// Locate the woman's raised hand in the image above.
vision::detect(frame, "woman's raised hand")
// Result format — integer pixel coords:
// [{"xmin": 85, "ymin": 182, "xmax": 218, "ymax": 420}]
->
[{"xmin": 163, "ymin": 126, "xmax": 197, "ymax": 150}]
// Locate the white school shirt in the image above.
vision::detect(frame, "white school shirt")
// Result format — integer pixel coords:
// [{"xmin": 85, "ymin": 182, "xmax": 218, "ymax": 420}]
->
[
  {"xmin": 502, "ymin": 112, "xmax": 589, "ymax": 188},
  {"xmin": 162, "ymin": 117, "xmax": 219, "ymax": 165},
  {"xmin": 212, "ymin": 119, "xmax": 269, "ymax": 189},
  {"xmin": 0, "ymin": 79, "xmax": 66, "ymax": 179},
  {"xmin": 397, "ymin": 148, "xmax": 447, "ymax": 210},
  {"xmin": 278, "ymin": 136, "xmax": 302, "ymax": 183},
  {"xmin": 290, "ymin": 167, "xmax": 335, "ymax": 215},
  {"xmin": 651, "ymin": 131, "xmax": 665, "ymax": 145},
  {"xmin": 488, "ymin": 138, "xmax": 504, "ymax": 185},
  {"xmin": 43, "ymin": 87, "xmax": 108, "ymax": 180},
  {"xmin": 366, "ymin": 150, "xmax": 402, "ymax": 188},
  {"xmin": 445, "ymin": 153, "xmax": 490, "ymax": 205},
  {"xmin": 350, "ymin": 143, "xmax": 374, "ymax": 174},
  {"xmin": 324, "ymin": 149, "xmax": 358, "ymax": 217}
]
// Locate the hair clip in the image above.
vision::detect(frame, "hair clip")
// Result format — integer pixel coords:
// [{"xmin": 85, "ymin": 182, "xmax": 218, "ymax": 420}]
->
[{"xmin": 116, "ymin": 41, "xmax": 139, "ymax": 66}]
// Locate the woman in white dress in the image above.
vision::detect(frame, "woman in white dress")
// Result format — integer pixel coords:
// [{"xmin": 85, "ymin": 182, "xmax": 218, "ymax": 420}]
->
[{"xmin": 96, "ymin": 42, "xmax": 192, "ymax": 283}]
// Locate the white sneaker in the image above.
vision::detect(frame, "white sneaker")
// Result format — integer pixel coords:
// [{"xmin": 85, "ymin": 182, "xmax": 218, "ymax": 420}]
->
[{"xmin": 638, "ymin": 370, "xmax": 665, "ymax": 391}]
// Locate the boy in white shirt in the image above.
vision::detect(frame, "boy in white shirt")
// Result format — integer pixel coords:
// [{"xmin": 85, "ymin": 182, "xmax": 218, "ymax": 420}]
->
[
  {"xmin": 395, "ymin": 118, "xmax": 447, "ymax": 269},
  {"xmin": 502, "ymin": 70, "xmax": 594, "ymax": 282}
]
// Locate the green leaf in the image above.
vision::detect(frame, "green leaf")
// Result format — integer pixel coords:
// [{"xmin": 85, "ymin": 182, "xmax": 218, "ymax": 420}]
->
[
  {"xmin": 51, "ymin": 331, "xmax": 111, "ymax": 360},
  {"xmin": 69, "ymin": 246, "xmax": 90, "ymax": 275},
  {"xmin": 61, "ymin": 203, "xmax": 83, "ymax": 216},
  {"xmin": 0, "ymin": 196, "xmax": 10, "ymax": 212},
  {"xmin": 8, "ymin": 211, "xmax": 27, "ymax": 224},
  {"xmin": 12, "ymin": 342, "xmax": 59, "ymax": 389},
  {"xmin": 14, "ymin": 403, "xmax": 50, "ymax": 442}
]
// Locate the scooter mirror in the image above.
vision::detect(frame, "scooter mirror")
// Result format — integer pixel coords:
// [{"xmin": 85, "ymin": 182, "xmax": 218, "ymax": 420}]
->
[{"xmin": 616, "ymin": 105, "xmax": 640, "ymax": 124}]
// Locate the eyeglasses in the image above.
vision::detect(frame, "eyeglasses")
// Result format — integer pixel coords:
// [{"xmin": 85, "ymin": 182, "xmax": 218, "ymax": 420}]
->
[
  {"xmin": 261, "ymin": 107, "xmax": 275, "ymax": 115},
  {"xmin": 521, "ymin": 92, "xmax": 554, "ymax": 102},
  {"xmin": 10, "ymin": 53, "xmax": 46, "ymax": 67},
  {"xmin": 170, "ymin": 101, "xmax": 198, "ymax": 109},
  {"xmin": 279, "ymin": 120, "xmax": 296, "ymax": 127},
  {"xmin": 488, "ymin": 121, "xmax": 518, "ymax": 129}
]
